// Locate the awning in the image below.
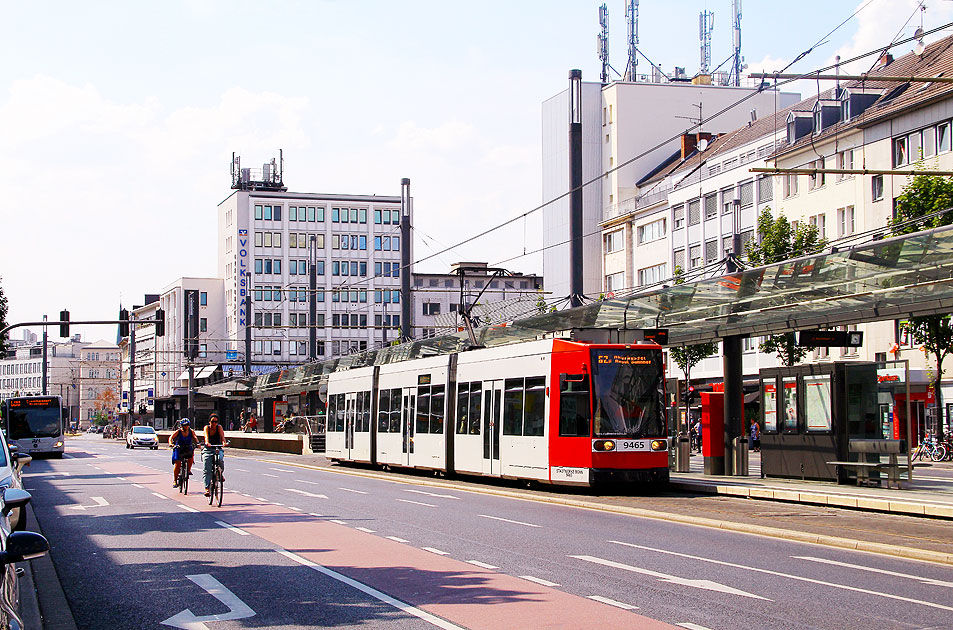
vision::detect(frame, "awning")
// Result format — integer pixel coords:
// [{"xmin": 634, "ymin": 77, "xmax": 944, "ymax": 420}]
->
[
  {"xmin": 196, "ymin": 365, "xmax": 218, "ymax": 379},
  {"xmin": 176, "ymin": 369, "xmax": 190, "ymax": 381}
]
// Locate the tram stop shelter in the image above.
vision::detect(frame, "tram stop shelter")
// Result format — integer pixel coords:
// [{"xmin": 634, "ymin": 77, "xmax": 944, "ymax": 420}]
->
[{"xmin": 251, "ymin": 225, "xmax": 953, "ymax": 478}]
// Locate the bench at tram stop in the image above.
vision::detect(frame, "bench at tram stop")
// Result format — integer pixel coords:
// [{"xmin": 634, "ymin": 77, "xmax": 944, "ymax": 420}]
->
[{"xmin": 827, "ymin": 439, "xmax": 907, "ymax": 489}]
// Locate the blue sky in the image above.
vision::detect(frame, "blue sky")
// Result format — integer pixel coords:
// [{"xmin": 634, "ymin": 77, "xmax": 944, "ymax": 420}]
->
[{"xmin": 2, "ymin": 0, "xmax": 949, "ymax": 341}]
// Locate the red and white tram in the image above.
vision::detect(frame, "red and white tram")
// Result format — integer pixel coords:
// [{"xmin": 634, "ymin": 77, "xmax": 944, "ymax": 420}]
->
[{"xmin": 325, "ymin": 338, "xmax": 669, "ymax": 486}]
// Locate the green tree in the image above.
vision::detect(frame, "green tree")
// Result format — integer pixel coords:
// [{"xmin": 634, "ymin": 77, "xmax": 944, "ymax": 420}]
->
[
  {"xmin": 669, "ymin": 267, "xmax": 718, "ymax": 426},
  {"xmin": 0, "ymin": 277, "xmax": 8, "ymax": 356},
  {"xmin": 746, "ymin": 207, "xmax": 827, "ymax": 366},
  {"xmin": 890, "ymin": 173, "xmax": 953, "ymax": 440}
]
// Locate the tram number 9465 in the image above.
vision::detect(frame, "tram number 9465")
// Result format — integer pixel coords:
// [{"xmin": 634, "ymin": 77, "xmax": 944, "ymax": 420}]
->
[{"xmin": 592, "ymin": 439, "xmax": 667, "ymax": 452}]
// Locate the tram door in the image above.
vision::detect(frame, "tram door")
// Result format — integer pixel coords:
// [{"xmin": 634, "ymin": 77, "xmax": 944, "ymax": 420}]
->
[
  {"xmin": 401, "ymin": 388, "xmax": 416, "ymax": 466},
  {"xmin": 344, "ymin": 394, "xmax": 356, "ymax": 457},
  {"xmin": 482, "ymin": 380, "xmax": 502, "ymax": 475}
]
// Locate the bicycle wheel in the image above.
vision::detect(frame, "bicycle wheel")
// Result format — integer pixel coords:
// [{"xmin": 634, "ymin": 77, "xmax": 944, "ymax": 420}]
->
[
  {"xmin": 911, "ymin": 446, "xmax": 924, "ymax": 462},
  {"xmin": 215, "ymin": 467, "xmax": 224, "ymax": 507},
  {"xmin": 207, "ymin": 475, "xmax": 216, "ymax": 505},
  {"xmin": 932, "ymin": 444, "xmax": 948, "ymax": 462},
  {"xmin": 179, "ymin": 465, "xmax": 188, "ymax": 495}
]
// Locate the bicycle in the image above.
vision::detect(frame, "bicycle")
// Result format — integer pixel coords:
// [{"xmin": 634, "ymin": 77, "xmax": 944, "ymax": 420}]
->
[
  {"xmin": 204, "ymin": 444, "xmax": 225, "ymax": 507},
  {"xmin": 177, "ymin": 458, "xmax": 189, "ymax": 495},
  {"xmin": 912, "ymin": 437, "xmax": 947, "ymax": 462}
]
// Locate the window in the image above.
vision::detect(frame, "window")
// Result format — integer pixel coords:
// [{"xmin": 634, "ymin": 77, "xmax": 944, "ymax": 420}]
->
[
  {"xmin": 255, "ymin": 259, "xmax": 263, "ymax": 274},
  {"xmin": 739, "ymin": 181, "xmax": 754, "ymax": 207},
  {"xmin": 757, "ymin": 176, "xmax": 772, "ymax": 202},
  {"xmin": 783, "ymin": 173, "xmax": 798, "ymax": 198},
  {"xmin": 199, "ymin": 344, "xmax": 207, "ymax": 359},
  {"xmin": 673, "ymin": 205, "xmax": 685, "ymax": 230},
  {"xmin": 559, "ymin": 373, "xmax": 590, "ymax": 436},
  {"xmin": 837, "ymin": 205, "xmax": 855, "ymax": 236},
  {"xmin": 809, "ymin": 213, "xmax": 827, "ymax": 239},
  {"xmin": 705, "ymin": 239, "xmax": 718, "ymax": 263},
  {"xmin": 255, "ymin": 205, "xmax": 263, "ymax": 220},
  {"xmin": 808, "ymin": 159, "xmax": 825, "ymax": 190},
  {"xmin": 255, "ymin": 232, "xmax": 263, "ymax": 247},
  {"xmin": 705, "ymin": 194, "xmax": 718, "ymax": 219},
  {"xmin": 939, "ymin": 122, "xmax": 951, "ymax": 153},
  {"xmin": 199, "ymin": 318, "xmax": 207, "ymax": 332},
  {"xmin": 894, "ymin": 136, "xmax": 908, "ymax": 167},
  {"xmin": 872, "ymin": 175, "xmax": 884, "ymax": 202},
  {"xmin": 688, "ymin": 199, "xmax": 701, "ymax": 226},
  {"xmin": 924, "ymin": 127, "xmax": 937, "ymax": 158},
  {"xmin": 673, "ymin": 248, "xmax": 685, "ymax": 271},
  {"xmin": 374, "ymin": 209, "xmax": 382, "ymax": 224},
  {"xmin": 604, "ymin": 229, "xmax": 623, "ymax": 253},
  {"xmin": 637, "ymin": 218, "xmax": 666, "ymax": 244},
  {"xmin": 605, "ymin": 271, "xmax": 624, "ymax": 293},
  {"xmin": 637, "ymin": 263, "xmax": 666, "ymax": 287},
  {"xmin": 422, "ymin": 302, "xmax": 441, "ymax": 316},
  {"xmin": 200, "ymin": 292, "xmax": 207, "ymax": 306},
  {"xmin": 836, "ymin": 150, "xmax": 854, "ymax": 181},
  {"xmin": 264, "ymin": 232, "xmax": 273, "ymax": 247},
  {"xmin": 689, "ymin": 244, "xmax": 702, "ymax": 269}
]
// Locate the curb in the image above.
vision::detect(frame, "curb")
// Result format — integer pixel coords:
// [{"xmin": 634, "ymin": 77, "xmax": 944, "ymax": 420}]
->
[
  {"xmin": 261, "ymin": 458, "xmax": 953, "ymax": 568},
  {"xmin": 20, "ymin": 502, "xmax": 79, "ymax": 630}
]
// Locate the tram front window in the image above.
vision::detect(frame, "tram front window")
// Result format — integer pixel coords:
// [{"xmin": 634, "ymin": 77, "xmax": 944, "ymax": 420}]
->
[{"xmin": 590, "ymin": 349, "xmax": 663, "ymax": 438}]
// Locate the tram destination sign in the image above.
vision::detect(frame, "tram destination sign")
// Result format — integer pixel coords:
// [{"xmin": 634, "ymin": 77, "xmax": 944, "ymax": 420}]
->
[{"xmin": 798, "ymin": 330, "xmax": 864, "ymax": 347}]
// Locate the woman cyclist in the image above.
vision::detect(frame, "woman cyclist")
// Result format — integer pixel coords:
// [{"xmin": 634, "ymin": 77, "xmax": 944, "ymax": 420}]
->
[
  {"xmin": 203, "ymin": 413, "xmax": 227, "ymax": 497},
  {"xmin": 169, "ymin": 419, "xmax": 199, "ymax": 488}
]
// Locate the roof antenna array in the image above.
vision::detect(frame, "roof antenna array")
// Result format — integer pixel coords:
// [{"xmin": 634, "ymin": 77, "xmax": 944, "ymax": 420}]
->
[
  {"xmin": 624, "ymin": 0, "xmax": 639, "ymax": 81},
  {"xmin": 598, "ymin": 4, "xmax": 610, "ymax": 85}
]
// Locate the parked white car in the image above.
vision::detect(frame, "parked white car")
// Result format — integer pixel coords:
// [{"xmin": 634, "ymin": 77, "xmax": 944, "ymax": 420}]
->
[{"xmin": 126, "ymin": 426, "xmax": 159, "ymax": 450}]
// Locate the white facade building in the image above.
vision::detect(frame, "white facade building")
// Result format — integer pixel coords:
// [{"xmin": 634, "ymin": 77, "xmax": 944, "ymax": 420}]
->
[
  {"xmin": 0, "ymin": 338, "xmax": 87, "ymax": 420},
  {"xmin": 542, "ymin": 77, "xmax": 798, "ymax": 300},
  {"xmin": 218, "ymin": 187, "xmax": 408, "ymax": 364},
  {"xmin": 77, "ymin": 339, "xmax": 121, "ymax": 426}
]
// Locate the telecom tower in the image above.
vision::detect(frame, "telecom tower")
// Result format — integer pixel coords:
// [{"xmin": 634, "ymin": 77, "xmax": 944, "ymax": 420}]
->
[
  {"xmin": 699, "ymin": 10, "xmax": 714, "ymax": 75},
  {"xmin": 598, "ymin": 4, "xmax": 610, "ymax": 85},
  {"xmin": 731, "ymin": 0, "xmax": 743, "ymax": 86},
  {"xmin": 624, "ymin": 0, "xmax": 639, "ymax": 82}
]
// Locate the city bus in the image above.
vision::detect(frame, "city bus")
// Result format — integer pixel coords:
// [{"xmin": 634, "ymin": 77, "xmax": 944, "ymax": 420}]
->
[{"xmin": 1, "ymin": 395, "xmax": 65, "ymax": 458}]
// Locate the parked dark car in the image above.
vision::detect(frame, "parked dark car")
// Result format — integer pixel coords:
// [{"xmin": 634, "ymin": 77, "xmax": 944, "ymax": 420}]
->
[{"xmin": 0, "ymin": 488, "xmax": 49, "ymax": 629}]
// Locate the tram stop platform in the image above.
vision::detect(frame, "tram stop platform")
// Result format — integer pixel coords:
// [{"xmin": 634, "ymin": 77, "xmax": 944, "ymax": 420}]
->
[{"xmin": 671, "ymin": 451, "xmax": 953, "ymax": 520}]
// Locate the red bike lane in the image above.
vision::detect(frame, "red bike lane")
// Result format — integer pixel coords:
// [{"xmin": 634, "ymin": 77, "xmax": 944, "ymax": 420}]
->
[{"xmin": 97, "ymin": 458, "xmax": 676, "ymax": 630}]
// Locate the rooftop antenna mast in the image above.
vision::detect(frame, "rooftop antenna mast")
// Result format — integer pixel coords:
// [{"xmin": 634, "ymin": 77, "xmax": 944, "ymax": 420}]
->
[
  {"xmin": 624, "ymin": 0, "xmax": 639, "ymax": 81},
  {"xmin": 598, "ymin": 4, "xmax": 610, "ymax": 85},
  {"xmin": 731, "ymin": 0, "xmax": 743, "ymax": 86},
  {"xmin": 699, "ymin": 10, "xmax": 714, "ymax": 75}
]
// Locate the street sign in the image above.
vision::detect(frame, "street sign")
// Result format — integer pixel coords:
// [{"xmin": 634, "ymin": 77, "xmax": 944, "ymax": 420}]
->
[
  {"xmin": 226, "ymin": 350, "xmax": 238, "ymax": 361},
  {"xmin": 798, "ymin": 330, "xmax": 864, "ymax": 347},
  {"xmin": 642, "ymin": 329, "xmax": 669, "ymax": 345}
]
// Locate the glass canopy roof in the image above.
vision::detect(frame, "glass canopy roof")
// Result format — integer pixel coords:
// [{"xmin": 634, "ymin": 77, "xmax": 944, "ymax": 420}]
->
[{"xmin": 252, "ymin": 224, "xmax": 953, "ymax": 398}]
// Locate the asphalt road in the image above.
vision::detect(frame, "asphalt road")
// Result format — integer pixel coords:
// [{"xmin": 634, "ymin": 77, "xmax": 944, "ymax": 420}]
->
[{"xmin": 22, "ymin": 435, "xmax": 953, "ymax": 630}]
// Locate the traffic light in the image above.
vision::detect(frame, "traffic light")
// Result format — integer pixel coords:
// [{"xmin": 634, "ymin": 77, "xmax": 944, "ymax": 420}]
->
[
  {"xmin": 119, "ymin": 308, "xmax": 130, "ymax": 337},
  {"xmin": 682, "ymin": 385, "xmax": 696, "ymax": 405},
  {"xmin": 59, "ymin": 310, "xmax": 70, "ymax": 338},
  {"xmin": 154, "ymin": 308, "xmax": 166, "ymax": 337}
]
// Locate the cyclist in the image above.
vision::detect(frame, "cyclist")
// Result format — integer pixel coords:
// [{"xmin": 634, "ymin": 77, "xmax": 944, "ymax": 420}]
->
[
  {"xmin": 202, "ymin": 413, "xmax": 227, "ymax": 497},
  {"xmin": 169, "ymin": 418, "xmax": 199, "ymax": 488}
]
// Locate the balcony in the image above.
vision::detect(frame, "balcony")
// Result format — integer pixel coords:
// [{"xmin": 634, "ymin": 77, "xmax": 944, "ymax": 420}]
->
[{"xmin": 603, "ymin": 186, "xmax": 671, "ymax": 223}]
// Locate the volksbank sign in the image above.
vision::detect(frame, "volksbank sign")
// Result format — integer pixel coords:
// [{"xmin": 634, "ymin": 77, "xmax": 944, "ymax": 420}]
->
[{"xmin": 238, "ymin": 228, "xmax": 248, "ymax": 326}]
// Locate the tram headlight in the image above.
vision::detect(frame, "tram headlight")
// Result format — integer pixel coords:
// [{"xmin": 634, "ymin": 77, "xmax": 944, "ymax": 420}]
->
[
  {"xmin": 54, "ymin": 441, "xmax": 64, "ymax": 448},
  {"xmin": 650, "ymin": 440, "xmax": 666, "ymax": 451},
  {"xmin": 593, "ymin": 440, "xmax": 616, "ymax": 452}
]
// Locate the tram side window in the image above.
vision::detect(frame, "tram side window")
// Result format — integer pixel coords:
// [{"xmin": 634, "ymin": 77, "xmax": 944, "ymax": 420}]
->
[
  {"xmin": 335, "ymin": 393, "xmax": 346, "ymax": 432},
  {"xmin": 377, "ymin": 389, "xmax": 390, "ymax": 433},
  {"xmin": 327, "ymin": 396, "xmax": 337, "ymax": 432},
  {"xmin": 430, "ymin": 385, "xmax": 445, "ymax": 433},
  {"xmin": 456, "ymin": 383, "xmax": 470, "ymax": 434},
  {"xmin": 559, "ymin": 374, "xmax": 591, "ymax": 437},
  {"xmin": 417, "ymin": 387, "xmax": 431, "ymax": 434},
  {"xmin": 503, "ymin": 378, "xmax": 524, "ymax": 435},
  {"xmin": 389, "ymin": 388, "xmax": 402, "ymax": 433},
  {"xmin": 358, "ymin": 391, "xmax": 371, "ymax": 432},
  {"xmin": 524, "ymin": 377, "xmax": 546, "ymax": 436},
  {"xmin": 468, "ymin": 383, "xmax": 482, "ymax": 434}
]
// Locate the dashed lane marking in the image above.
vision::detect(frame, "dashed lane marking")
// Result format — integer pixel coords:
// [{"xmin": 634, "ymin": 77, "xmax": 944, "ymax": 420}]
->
[
  {"xmin": 151, "ymin": 492, "xmax": 169, "ymax": 500},
  {"xmin": 177, "ymin": 504, "xmax": 200, "ymax": 513},
  {"xmin": 396, "ymin": 499, "xmax": 437, "ymax": 507},
  {"xmin": 216, "ymin": 521, "xmax": 250, "ymax": 535},
  {"xmin": 262, "ymin": 474, "xmax": 279, "ymax": 478},
  {"xmin": 423, "ymin": 547, "xmax": 450, "ymax": 555},
  {"xmin": 677, "ymin": 623, "xmax": 713, "ymax": 630},
  {"xmin": 466, "ymin": 560, "xmax": 499, "ymax": 570},
  {"xmin": 520, "ymin": 575, "xmax": 560, "ymax": 587},
  {"xmin": 330, "ymin": 519, "xmax": 348, "ymax": 525},
  {"xmin": 479, "ymin": 514, "xmax": 540, "ymax": 528},
  {"xmin": 386, "ymin": 536, "xmax": 409, "ymax": 543},
  {"xmin": 587, "ymin": 595, "xmax": 637, "ymax": 610},
  {"xmin": 356, "ymin": 527, "xmax": 376, "ymax": 533},
  {"xmin": 339, "ymin": 487, "xmax": 369, "ymax": 495}
]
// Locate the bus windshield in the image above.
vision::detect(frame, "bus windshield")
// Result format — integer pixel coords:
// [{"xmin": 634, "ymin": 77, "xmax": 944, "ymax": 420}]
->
[
  {"xmin": 590, "ymin": 348, "xmax": 664, "ymax": 438},
  {"xmin": 7, "ymin": 400, "xmax": 62, "ymax": 439}
]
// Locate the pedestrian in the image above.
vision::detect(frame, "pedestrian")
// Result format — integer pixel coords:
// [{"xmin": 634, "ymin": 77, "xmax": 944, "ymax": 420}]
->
[
  {"xmin": 752, "ymin": 420, "xmax": 761, "ymax": 452},
  {"xmin": 248, "ymin": 412, "xmax": 258, "ymax": 433},
  {"xmin": 693, "ymin": 419, "xmax": 702, "ymax": 453}
]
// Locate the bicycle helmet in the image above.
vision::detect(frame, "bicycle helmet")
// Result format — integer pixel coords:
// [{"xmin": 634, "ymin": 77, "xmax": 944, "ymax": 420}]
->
[{"xmin": 180, "ymin": 418, "xmax": 190, "ymax": 426}]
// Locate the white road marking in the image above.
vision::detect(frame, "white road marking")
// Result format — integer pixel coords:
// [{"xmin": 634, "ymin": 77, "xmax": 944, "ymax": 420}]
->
[
  {"xmin": 288, "ymin": 507, "xmax": 303, "ymax": 512},
  {"xmin": 269, "ymin": 467, "xmax": 293, "ymax": 473},
  {"xmin": 356, "ymin": 527, "xmax": 376, "ymax": 533},
  {"xmin": 330, "ymin": 519, "xmax": 348, "ymax": 525},
  {"xmin": 255, "ymin": 497, "xmax": 268, "ymax": 502},
  {"xmin": 572, "ymin": 555, "xmax": 770, "ymax": 600},
  {"xmin": 278, "ymin": 550, "xmax": 465, "ymax": 630},
  {"xmin": 339, "ymin": 487, "xmax": 369, "ymax": 495},
  {"xmin": 24, "ymin": 472, "xmax": 70, "ymax": 477},
  {"xmin": 587, "ymin": 595, "xmax": 637, "ymax": 610},
  {"xmin": 386, "ymin": 536, "xmax": 409, "ymax": 543},
  {"xmin": 234, "ymin": 468, "xmax": 249, "ymax": 472},
  {"xmin": 793, "ymin": 556, "xmax": 953, "ymax": 588},
  {"xmin": 272, "ymin": 502, "xmax": 285, "ymax": 506},
  {"xmin": 404, "ymin": 489, "xmax": 460, "ymax": 500},
  {"xmin": 610, "ymin": 541, "xmax": 953, "ymax": 612},
  {"xmin": 520, "ymin": 575, "xmax": 560, "ymax": 587},
  {"xmin": 285, "ymin": 488, "xmax": 329, "ymax": 499},
  {"xmin": 466, "ymin": 560, "xmax": 499, "ymax": 570},
  {"xmin": 262, "ymin": 473, "xmax": 279, "ymax": 478},
  {"xmin": 132, "ymin": 484, "xmax": 144, "ymax": 488},
  {"xmin": 423, "ymin": 547, "xmax": 450, "ymax": 555},
  {"xmin": 177, "ymin": 504, "xmax": 200, "ymax": 513},
  {"xmin": 117, "ymin": 477, "xmax": 127, "ymax": 481},
  {"xmin": 216, "ymin": 521, "xmax": 250, "ymax": 536},
  {"xmin": 396, "ymin": 499, "xmax": 437, "ymax": 507},
  {"xmin": 295, "ymin": 479, "xmax": 321, "ymax": 485},
  {"xmin": 677, "ymin": 623, "xmax": 713, "ymax": 630},
  {"xmin": 478, "ymin": 514, "xmax": 540, "ymax": 528},
  {"xmin": 68, "ymin": 497, "xmax": 110, "ymax": 510},
  {"xmin": 309, "ymin": 513, "xmax": 324, "ymax": 518},
  {"xmin": 161, "ymin": 573, "xmax": 255, "ymax": 628}
]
